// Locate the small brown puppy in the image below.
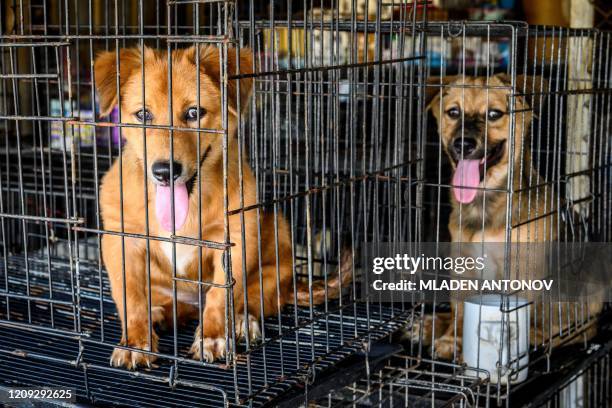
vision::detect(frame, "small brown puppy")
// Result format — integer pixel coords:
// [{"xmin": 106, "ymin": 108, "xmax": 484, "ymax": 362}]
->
[
  {"xmin": 95, "ymin": 46, "xmax": 345, "ymax": 369},
  {"xmin": 423, "ymin": 74, "xmax": 600, "ymax": 360}
]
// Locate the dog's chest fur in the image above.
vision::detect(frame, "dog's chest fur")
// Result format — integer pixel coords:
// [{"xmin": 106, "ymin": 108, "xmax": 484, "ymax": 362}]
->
[{"xmin": 160, "ymin": 241, "xmax": 197, "ymax": 276}]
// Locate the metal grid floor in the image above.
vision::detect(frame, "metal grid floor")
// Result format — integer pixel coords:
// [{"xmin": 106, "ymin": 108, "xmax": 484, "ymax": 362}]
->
[
  {"xmin": 308, "ymin": 356, "xmax": 489, "ymax": 407},
  {"xmin": 0, "ymin": 254, "xmax": 413, "ymax": 407}
]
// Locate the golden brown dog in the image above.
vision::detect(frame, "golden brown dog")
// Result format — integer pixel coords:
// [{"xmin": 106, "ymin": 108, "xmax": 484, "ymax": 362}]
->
[
  {"xmin": 95, "ymin": 45, "xmax": 347, "ymax": 369},
  {"xmin": 421, "ymin": 74, "xmax": 600, "ymax": 360}
]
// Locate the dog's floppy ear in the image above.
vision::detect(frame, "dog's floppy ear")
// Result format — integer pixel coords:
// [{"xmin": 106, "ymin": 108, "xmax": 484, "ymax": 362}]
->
[
  {"xmin": 425, "ymin": 75, "xmax": 458, "ymax": 114},
  {"xmin": 494, "ymin": 73, "xmax": 549, "ymax": 116},
  {"xmin": 495, "ymin": 73, "xmax": 548, "ymax": 94},
  {"xmin": 94, "ymin": 48, "xmax": 143, "ymax": 117},
  {"xmin": 189, "ymin": 45, "xmax": 254, "ymax": 117}
]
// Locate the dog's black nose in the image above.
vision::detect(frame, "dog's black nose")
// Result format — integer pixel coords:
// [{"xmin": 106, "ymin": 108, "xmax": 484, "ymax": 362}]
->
[
  {"xmin": 452, "ymin": 137, "xmax": 478, "ymax": 157},
  {"xmin": 152, "ymin": 161, "xmax": 182, "ymax": 184}
]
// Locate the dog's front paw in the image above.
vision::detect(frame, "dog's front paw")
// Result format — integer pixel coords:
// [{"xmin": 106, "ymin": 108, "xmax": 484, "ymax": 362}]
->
[
  {"xmin": 190, "ymin": 327, "xmax": 227, "ymax": 363},
  {"xmin": 434, "ymin": 335, "xmax": 462, "ymax": 361},
  {"xmin": 402, "ymin": 313, "xmax": 452, "ymax": 349},
  {"xmin": 235, "ymin": 313, "xmax": 261, "ymax": 343},
  {"xmin": 110, "ymin": 333, "xmax": 158, "ymax": 369},
  {"xmin": 403, "ymin": 315, "xmax": 434, "ymax": 346}
]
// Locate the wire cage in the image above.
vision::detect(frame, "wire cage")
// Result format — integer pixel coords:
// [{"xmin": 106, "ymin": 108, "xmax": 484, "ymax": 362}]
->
[
  {"xmin": 0, "ymin": 0, "xmax": 611, "ymax": 407},
  {"xmin": 0, "ymin": 1, "xmax": 425, "ymax": 406}
]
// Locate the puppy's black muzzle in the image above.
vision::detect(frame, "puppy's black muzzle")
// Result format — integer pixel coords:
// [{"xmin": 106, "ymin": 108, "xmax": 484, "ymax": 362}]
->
[
  {"xmin": 152, "ymin": 161, "xmax": 182, "ymax": 184},
  {"xmin": 452, "ymin": 137, "xmax": 478, "ymax": 158},
  {"xmin": 449, "ymin": 115, "xmax": 486, "ymax": 162}
]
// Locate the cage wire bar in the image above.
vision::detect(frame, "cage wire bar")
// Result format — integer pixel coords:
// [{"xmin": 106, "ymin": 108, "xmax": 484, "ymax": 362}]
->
[{"xmin": 0, "ymin": 1, "xmax": 611, "ymax": 407}]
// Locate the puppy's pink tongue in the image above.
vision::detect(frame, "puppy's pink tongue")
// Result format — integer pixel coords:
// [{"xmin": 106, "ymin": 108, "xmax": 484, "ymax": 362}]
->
[
  {"xmin": 452, "ymin": 159, "xmax": 480, "ymax": 204},
  {"xmin": 155, "ymin": 183, "xmax": 189, "ymax": 232}
]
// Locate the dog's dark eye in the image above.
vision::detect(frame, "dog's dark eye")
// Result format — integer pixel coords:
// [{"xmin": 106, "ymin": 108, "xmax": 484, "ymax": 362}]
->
[
  {"xmin": 185, "ymin": 106, "xmax": 206, "ymax": 122},
  {"xmin": 134, "ymin": 109, "xmax": 153, "ymax": 123},
  {"xmin": 487, "ymin": 109, "xmax": 504, "ymax": 121},
  {"xmin": 446, "ymin": 107, "xmax": 460, "ymax": 119}
]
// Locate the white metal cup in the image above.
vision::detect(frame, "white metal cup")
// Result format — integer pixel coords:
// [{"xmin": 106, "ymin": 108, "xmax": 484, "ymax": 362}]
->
[{"xmin": 463, "ymin": 294, "xmax": 530, "ymax": 385}]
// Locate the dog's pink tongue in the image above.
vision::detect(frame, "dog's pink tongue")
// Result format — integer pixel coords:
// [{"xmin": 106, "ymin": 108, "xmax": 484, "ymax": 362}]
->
[
  {"xmin": 155, "ymin": 184, "xmax": 189, "ymax": 232},
  {"xmin": 452, "ymin": 159, "xmax": 481, "ymax": 204}
]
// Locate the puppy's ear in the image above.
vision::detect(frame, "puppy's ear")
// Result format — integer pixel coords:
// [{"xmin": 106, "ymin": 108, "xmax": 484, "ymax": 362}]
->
[
  {"xmin": 520, "ymin": 75, "xmax": 549, "ymax": 117},
  {"xmin": 495, "ymin": 73, "xmax": 549, "ymax": 116},
  {"xmin": 425, "ymin": 76, "xmax": 457, "ymax": 114},
  {"xmin": 192, "ymin": 45, "xmax": 254, "ymax": 117},
  {"xmin": 494, "ymin": 73, "xmax": 548, "ymax": 94},
  {"xmin": 94, "ymin": 48, "xmax": 142, "ymax": 117}
]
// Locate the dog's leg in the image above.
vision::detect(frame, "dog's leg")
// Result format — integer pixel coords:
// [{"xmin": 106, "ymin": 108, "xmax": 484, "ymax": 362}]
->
[
  {"xmin": 434, "ymin": 301, "xmax": 463, "ymax": 361},
  {"xmin": 189, "ymin": 254, "xmax": 292, "ymax": 361},
  {"xmin": 235, "ymin": 263, "xmax": 293, "ymax": 342},
  {"xmin": 104, "ymin": 235, "xmax": 158, "ymax": 369},
  {"xmin": 404, "ymin": 312, "xmax": 451, "ymax": 348},
  {"xmin": 233, "ymin": 275, "xmax": 268, "ymax": 344},
  {"xmin": 190, "ymin": 289, "xmax": 230, "ymax": 362},
  {"xmin": 190, "ymin": 252, "xmax": 246, "ymax": 362}
]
